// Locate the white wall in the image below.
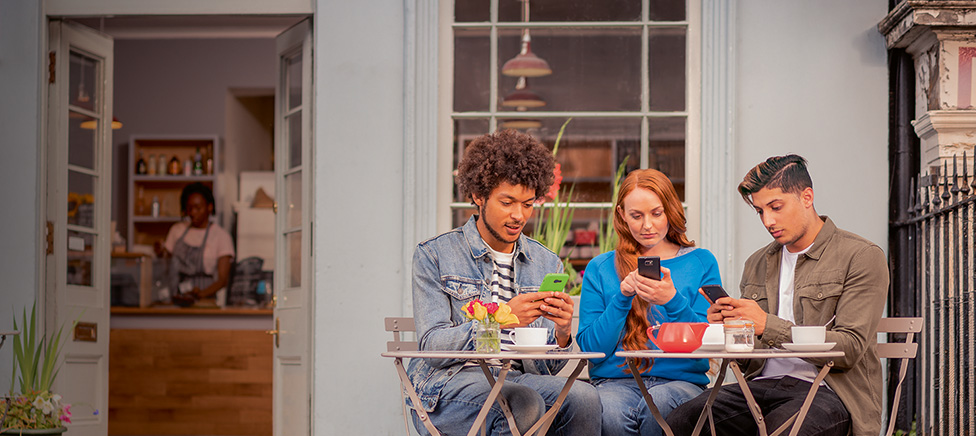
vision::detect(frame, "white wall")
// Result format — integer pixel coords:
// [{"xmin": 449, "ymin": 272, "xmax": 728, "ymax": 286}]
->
[
  {"xmin": 312, "ymin": 0, "xmax": 407, "ymax": 434},
  {"xmin": 0, "ymin": 0, "xmax": 44, "ymax": 394},
  {"xmin": 731, "ymin": 0, "xmax": 889, "ymax": 291}
]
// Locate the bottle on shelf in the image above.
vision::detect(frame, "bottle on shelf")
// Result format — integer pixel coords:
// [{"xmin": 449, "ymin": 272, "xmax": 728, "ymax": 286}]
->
[
  {"xmin": 193, "ymin": 147, "xmax": 204, "ymax": 176},
  {"xmin": 168, "ymin": 156, "xmax": 181, "ymax": 175},
  {"xmin": 205, "ymin": 145, "xmax": 214, "ymax": 175},
  {"xmin": 151, "ymin": 196, "xmax": 160, "ymax": 218},
  {"xmin": 135, "ymin": 186, "xmax": 147, "ymax": 215},
  {"xmin": 147, "ymin": 154, "xmax": 157, "ymax": 175},
  {"xmin": 183, "ymin": 159, "xmax": 192, "ymax": 176},
  {"xmin": 158, "ymin": 153, "xmax": 168, "ymax": 176},
  {"xmin": 136, "ymin": 151, "xmax": 148, "ymax": 175}
]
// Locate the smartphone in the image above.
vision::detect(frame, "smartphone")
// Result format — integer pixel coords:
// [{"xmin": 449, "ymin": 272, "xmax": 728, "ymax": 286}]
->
[
  {"xmin": 539, "ymin": 273, "xmax": 570, "ymax": 293},
  {"xmin": 637, "ymin": 256, "xmax": 661, "ymax": 280},
  {"xmin": 700, "ymin": 284, "xmax": 730, "ymax": 304}
]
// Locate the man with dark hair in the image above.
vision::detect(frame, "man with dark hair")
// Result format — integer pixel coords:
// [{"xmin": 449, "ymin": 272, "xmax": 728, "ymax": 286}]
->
[
  {"xmin": 407, "ymin": 129, "xmax": 601, "ymax": 435},
  {"xmin": 667, "ymin": 154, "xmax": 888, "ymax": 436}
]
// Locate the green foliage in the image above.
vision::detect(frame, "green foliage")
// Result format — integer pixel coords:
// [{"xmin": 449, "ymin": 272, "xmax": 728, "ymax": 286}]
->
[
  {"xmin": 10, "ymin": 302, "xmax": 68, "ymax": 394},
  {"xmin": 893, "ymin": 419, "xmax": 917, "ymax": 436},
  {"xmin": 597, "ymin": 156, "xmax": 629, "ymax": 254}
]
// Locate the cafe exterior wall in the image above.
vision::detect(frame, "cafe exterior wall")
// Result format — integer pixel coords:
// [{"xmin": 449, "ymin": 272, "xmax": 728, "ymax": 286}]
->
[{"xmin": 730, "ymin": 0, "xmax": 889, "ymax": 289}]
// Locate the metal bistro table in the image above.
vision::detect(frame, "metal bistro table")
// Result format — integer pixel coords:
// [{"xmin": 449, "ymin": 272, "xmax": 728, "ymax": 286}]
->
[
  {"xmin": 616, "ymin": 348, "xmax": 844, "ymax": 436},
  {"xmin": 381, "ymin": 350, "xmax": 603, "ymax": 436}
]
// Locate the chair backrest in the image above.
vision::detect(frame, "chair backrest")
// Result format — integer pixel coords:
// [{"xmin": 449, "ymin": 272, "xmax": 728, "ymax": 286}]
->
[
  {"xmin": 876, "ymin": 317, "xmax": 923, "ymax": 436},
  {"xmin": 385, "ymin": 317, "xmax": 418, "ymax": 352}
]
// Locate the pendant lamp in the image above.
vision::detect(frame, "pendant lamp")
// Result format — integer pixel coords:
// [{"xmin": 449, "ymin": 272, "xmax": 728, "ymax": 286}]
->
[
  {"xmin": 502, "ymin": 77, "xmax": 546, "ymax": 108},
  {"xmin": 501, "ymin": 0, "xmax": 551, "ymax": 77}
]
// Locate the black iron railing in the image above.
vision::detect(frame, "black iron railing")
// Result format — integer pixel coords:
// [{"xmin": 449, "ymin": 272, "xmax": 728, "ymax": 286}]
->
[{"xmin": 896, "ymin": 153, "xmax": 975, "ymax": 436}]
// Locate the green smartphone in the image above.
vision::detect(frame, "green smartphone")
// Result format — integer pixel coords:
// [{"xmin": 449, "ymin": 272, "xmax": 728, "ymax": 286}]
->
[{"xmin": 538, "ymin": 273, "xmax": 570, "ymax": 293}]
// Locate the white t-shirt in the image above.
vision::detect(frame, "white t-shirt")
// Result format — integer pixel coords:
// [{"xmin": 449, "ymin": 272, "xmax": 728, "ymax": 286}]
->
[
  {"xmin": 758, "ymin": 243, "xmax": 824, "ymax": 384},
  {"xmin": 163, "ymin": 221, "xmax": 236, "ymax": 276}
]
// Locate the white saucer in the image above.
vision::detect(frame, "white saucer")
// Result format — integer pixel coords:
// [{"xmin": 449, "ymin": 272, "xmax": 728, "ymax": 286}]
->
[
  {"xmin": 508, "ymin": 344, "xmax": 558, "ymax": 353},
  {"xmin": 698, "ymin": 343, "xmax": 726, "ymax": 351},
  {"xmin": 783, "ymin": 342, "xmax": 836, "ymax": 352}
]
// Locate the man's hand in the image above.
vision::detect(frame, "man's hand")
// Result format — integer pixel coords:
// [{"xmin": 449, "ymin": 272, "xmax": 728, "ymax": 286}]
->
[
  {"xmin": 540, "ymin": 292, "xmax": 574, "ymax": 347},
  {"xmin": 709, "ymin": 297, "xmax": 768, "ymax": 335},
  {"xmin": 506, "ymin": 292, "xmax": 546, "ymax": 327}
]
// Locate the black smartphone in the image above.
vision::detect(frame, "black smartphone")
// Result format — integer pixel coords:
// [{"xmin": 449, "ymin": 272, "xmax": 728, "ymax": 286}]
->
[
  {"xmin": 700, "ymin": 284, "xmax": 729, "ymax": 304},
  {"xmin": 637, "ymin": 256, "xmax": 661, "ymax": 280}
]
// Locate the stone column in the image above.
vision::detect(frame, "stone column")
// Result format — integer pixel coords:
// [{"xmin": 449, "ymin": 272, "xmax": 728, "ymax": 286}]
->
[{"xmin": 880, "ymin": 2, "xmax": 976, "ymax": 176}]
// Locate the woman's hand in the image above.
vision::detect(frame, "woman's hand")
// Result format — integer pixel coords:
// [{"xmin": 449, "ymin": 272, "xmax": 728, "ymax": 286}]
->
[{"xmin": 629, "ymin": 267, "xmax": 677, "ymax": 305}]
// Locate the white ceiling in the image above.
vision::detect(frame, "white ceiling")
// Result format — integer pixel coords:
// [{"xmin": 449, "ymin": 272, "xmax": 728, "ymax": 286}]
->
[{"xmin": 68, "ymin": 15, "xmax": 308, "ymax": 39}]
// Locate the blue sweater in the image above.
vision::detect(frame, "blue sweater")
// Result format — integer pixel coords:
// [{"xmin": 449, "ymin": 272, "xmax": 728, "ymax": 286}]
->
[{"xmin": 577, "ymin": 248, "xmax": 722, "ymax": 385}]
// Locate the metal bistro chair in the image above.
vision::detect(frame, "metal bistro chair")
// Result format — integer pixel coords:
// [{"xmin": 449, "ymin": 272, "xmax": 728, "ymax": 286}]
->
[
  {"xmin": 385, "ymin": 317, "xmax": 440, "ymax": 435},
  {"xmin": 876, "ymin": 317, "xmax": 922, "ymax": 436}
]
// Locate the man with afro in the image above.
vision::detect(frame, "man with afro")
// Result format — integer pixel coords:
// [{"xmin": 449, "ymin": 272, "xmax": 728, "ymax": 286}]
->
[{"xmin": 406, "ymin": 129, "xmax": 601, "ymax": 435}]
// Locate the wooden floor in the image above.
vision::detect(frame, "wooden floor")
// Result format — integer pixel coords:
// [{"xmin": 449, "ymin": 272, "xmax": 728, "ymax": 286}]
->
[{"xmin": 109, "ymin": 329, "xmax": 272, "ymax": 436}]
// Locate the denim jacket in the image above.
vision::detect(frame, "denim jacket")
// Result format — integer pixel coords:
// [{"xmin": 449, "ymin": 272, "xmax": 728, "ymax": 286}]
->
[{"xmin": 407, "ymin": 215, "xmax": 568, "ymax": 412}]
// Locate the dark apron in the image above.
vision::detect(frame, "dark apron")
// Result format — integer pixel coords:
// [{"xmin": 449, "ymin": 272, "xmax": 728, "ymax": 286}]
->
[{"xmin": 170, "ymin": 224, "xmax": 216, "ymax": 296}]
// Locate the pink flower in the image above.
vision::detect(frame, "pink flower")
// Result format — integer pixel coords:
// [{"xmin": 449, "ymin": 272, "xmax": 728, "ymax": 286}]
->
[
  {"xmin": 546, "ymin": 164, "xmax": 563, "ymax": 202},
  {"xmin": 60, "ymin": 404, "xmax": 72, "ymax": 424},
  {"xmin": 484, "ymin": 302, "xmax": 499, "ymax": 314}
]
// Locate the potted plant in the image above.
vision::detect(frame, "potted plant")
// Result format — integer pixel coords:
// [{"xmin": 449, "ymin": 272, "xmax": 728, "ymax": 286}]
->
[{"xmin": 1, "ymin": 303, "xmax": 72, "ymax": 435}]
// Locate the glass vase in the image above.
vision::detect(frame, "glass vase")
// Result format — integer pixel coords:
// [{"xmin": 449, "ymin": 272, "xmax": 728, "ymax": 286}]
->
[{"xmin": 474, "ymin": 321, "xmax": 501, "ymax": 354}]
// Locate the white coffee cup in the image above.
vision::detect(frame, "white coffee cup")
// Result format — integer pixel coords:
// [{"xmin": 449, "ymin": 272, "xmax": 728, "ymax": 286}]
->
[
  {"xmin": 508, "ymin": 327, "xmax": 548, "ymax": 346},
  {"xmin": 791, "ymin": 325, "xmax": 826, "ymax": 344}
]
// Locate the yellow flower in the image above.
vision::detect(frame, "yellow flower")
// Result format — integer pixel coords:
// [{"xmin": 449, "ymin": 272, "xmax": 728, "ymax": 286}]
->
[
  {"xmin": 471, "ymin": 301, "xmax": 488, "ymax": 321},
  {"xmin": 494, "ymin": 303, "xmax": 519, "ymax": 326}
]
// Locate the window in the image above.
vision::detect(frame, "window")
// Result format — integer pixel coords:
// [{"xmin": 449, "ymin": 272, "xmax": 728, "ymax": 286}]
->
[{"xmin": 447, "ymin": 0, "xmax": 698, "ymax": 261}]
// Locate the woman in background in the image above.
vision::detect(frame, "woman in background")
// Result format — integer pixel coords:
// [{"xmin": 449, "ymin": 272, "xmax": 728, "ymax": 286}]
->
[
  {"xmin": 154, "ymin": 182, "xmax": 235, "ymax": 307},
  {"xmin": 577, "ymin": 169, "xmax": 722, "ymax": 436}
]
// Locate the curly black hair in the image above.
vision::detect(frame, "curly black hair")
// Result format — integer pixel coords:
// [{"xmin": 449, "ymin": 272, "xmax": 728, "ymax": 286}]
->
[
  {"xmin": 456, "ymin": 129, "xmax": 555, "ymax": 203},
  {"xmin": 180, "ymin": 182, "xmax": 216, "ymax": 215}
]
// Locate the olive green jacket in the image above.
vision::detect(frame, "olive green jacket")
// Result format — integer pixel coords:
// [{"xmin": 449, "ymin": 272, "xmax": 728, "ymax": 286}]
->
[{"xmin": 738, "ymin": 217, "xmax": 888, "ymax": 436}]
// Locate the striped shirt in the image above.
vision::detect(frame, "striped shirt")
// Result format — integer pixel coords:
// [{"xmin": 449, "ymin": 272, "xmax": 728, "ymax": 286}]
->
[{"xmin": 485, "ymin": 243, "xmax": 517, "ymax": 351}]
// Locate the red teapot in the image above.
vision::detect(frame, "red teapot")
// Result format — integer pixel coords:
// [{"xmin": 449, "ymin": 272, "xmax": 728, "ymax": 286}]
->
[{"xmin": 646, "ymin": 322, "xmax": 708, "ymax": 353}]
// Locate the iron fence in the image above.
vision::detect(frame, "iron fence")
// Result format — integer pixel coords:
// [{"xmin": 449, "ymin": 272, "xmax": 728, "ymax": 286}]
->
[{"xmin": 898, "ymin": 153, "xmax": 975, "ymax": 436}]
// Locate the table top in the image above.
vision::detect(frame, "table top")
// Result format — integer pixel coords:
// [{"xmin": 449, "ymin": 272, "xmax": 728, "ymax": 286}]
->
[
  {"xmin": 616, "ymin": 348, "xmax": 844, "ymax": 359},
  {"xmin": 382, "ymin": 350, "xmax": 605, "ymax": 360}
]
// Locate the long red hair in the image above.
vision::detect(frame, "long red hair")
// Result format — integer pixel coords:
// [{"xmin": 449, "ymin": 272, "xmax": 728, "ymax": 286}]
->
[{"xmin": 613, "ymin": 169, "xmax": 694, "ymax": 372}]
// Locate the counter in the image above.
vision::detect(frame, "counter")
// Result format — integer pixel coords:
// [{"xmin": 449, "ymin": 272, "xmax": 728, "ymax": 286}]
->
[{"xmin": 109, "ymin": 306, "xmax": 273, "ymax": 436}]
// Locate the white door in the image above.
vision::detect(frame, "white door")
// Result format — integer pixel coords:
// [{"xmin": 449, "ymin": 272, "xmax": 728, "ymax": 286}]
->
[
  {"xmin": 272, "ymin": 18, "xmax": 314, "ymax": 436},
  {"xmin": 45, "ymin": 20, "xmax": 113, "ymax": 436}
]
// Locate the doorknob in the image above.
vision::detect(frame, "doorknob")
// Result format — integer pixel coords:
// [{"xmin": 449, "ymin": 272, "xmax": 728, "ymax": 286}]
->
[
  {"xmin": 265, "ymin": 318, "xmax": 280, "ymax": 348},
  {"xmin": 273, "ymin": 202, "xmax": 278, "ymax": 214}
]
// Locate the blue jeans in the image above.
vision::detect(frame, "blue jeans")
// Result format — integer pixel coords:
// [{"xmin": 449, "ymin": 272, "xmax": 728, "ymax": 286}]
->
[
  {"xmin": 412, "ymin": 366, "xmax": 601, "ymax": 436},
  {"xmin": 591, "ymin": 376, "xmax": 704, "ymax": 436}
]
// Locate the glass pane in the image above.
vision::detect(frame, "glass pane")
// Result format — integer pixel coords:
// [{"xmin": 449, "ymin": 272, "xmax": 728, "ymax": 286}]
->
[
  {"xmin": 498, "ymin": 0, "xmax": 642, "ymax": 22},
  {"xmin": 287, "ymin": 52, "xmax": 303, "ymax": 110},
  {"xmin": 285, "ymin": 172, "xmax": 302, "ymax": 228},
  {"xmin": 648, "ymin": 117, "xmax": 686, "ymax": 198},
  {"xmin": 454, "ymin": 30, "xmax": 490, "ymax": 112},
  {"xmin": 67, "ymin": 230, "xmax": 94, "ymax": 287},
  {"xmin": 69, "ymin": 52, "xmax": 98, "ymax": 112},
  {"xmin": 288, "ymin": 112, "xmax": 302, "ymax": 168},
  {"xmin": 68, "ymin": 171, "xmax": 96, "ymax": 228},
  {"xmin": 649, "ymin": 0, "xmax": 686, "ymax": 21},
  {"xmin": 69, "ymin": 111, "xmax": 96, "ymax": 169},
  {"xmin": 286, "ymin": 231, "xmax": 302, "ymax": 288},
  {"xmin": 498, "ymin": 28, "xmax": 641, "ymax": 111},
  {"xmin": 453, "ymin": 118, "xmax": 491, "ymax": 203},
  {"xmin": 455, "ymin": 0, "xmax": 488, "ymax": 22},
  {"xmin": 649, "ymin": 27, "xmax": 686, "ymax": 111}
]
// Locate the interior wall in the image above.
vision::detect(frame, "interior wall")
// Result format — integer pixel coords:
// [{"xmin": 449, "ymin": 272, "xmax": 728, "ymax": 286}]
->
[
  {"xmin": 224, "ymin": 91, "xmax": 274, "ymax": 216},
  {"xmin": 111, "ymin": 38, "xmax": 276, "ymax": 240},
  {"xmin": 731, "ymin": 0, "xmax": 889, "ymax": 290},
  {"xmin": 0, "ymin": 0, "xmax": 43, "ymax": 394}
]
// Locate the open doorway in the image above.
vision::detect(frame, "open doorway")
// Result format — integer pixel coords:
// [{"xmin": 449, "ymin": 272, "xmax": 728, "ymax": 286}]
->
[{"xmin": 65, "ymin": 15, "xmax": 304, "ymax": 436}]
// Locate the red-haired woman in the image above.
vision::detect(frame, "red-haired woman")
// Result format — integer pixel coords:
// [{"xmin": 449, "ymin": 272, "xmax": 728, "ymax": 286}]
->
[{"xmin": 578, "ymin": 169, "xmax": 722, "ymax": 436}]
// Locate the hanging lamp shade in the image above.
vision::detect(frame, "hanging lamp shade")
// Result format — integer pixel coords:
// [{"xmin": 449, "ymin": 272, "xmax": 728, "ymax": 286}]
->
[
  {"xmin": 502, "ymin": 41, "xmax": 552, "ymax": 77},
  {"xmin": 500, "ymin": 118, "xmax": 542, "ymax": 129},
  {"xmin": 80, "ymin": 117, "xmax": 123, "ymax": 130},
  {"xmin": 502, "ymin": 77, "xmax": 546, "ymax": 108}
]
